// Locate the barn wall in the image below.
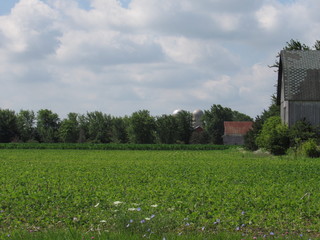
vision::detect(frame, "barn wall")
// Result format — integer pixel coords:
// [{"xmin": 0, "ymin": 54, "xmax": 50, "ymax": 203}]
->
[
  {"xmin": 223, "ymin": 135, "xmax": 245, "ymax": 145},
  {"xmin": 280, "ymin": 76, "xmax": 290, "ymax": 125},
  {"xmin": 288, "ymin": 101, "xmax": 320, "ymax": 127},
  {"xmin": 281, "ymin": 100, "xmax": 289, "ymax": 125}
]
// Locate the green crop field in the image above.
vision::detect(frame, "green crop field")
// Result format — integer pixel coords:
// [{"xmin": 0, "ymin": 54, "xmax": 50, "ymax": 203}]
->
[{"xmin": 1, "ymin": 148, "xmax": 320, "ymax": 239}]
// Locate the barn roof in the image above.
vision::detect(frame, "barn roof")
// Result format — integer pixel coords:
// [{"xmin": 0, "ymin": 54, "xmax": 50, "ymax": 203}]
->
[
  {"xmin": 277, "ymin": 50, "xmax": 320, "ymax": 103},
  {"xmin": 224, "ymin": 121, "xmax": 253, "ymax": 136}
]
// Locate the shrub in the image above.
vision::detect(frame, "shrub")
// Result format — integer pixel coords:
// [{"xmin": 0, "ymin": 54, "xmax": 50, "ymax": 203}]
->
[
  {"xmin": 256, "ymin": 116, "xmax": 290, "ymax": 155},
  {"xmin": 300, "ymin": 139, "xmax": 320, "ymax": 158}
]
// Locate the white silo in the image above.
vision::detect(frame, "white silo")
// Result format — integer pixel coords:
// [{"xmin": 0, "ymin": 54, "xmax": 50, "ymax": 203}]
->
[
  {"xmin": 172, "ymin": 109, "xmax": 183, "ymax": 116},
  {"xmin": 193, "ymin": 109, "xmax": 204, "ymax": 128}
]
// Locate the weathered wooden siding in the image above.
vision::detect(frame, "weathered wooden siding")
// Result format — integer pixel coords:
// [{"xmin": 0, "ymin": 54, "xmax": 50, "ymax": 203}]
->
[
  {"xmin": 288, "ymin": 101, "xmax": 320, "ymax": 127},
  {"xmin": 223, "ymin": 135, "xmax": 245, "ymax": 145}
]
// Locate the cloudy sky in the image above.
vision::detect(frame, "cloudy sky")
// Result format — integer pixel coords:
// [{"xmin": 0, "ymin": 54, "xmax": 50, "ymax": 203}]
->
[{"xmin": 0, "ymin": 0, "xmax": 319, "ymax": 118}]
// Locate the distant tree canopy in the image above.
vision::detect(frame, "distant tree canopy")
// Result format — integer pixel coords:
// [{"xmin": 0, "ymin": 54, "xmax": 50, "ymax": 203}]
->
[
  {"xmin": 36, "ymin": 109, "xmax": 60, "ymax": 143},
  {"xmin": 203, "ymin": 104, "xmax": 253, "ymax": 144},
  {"xmin": 128, "ymin": 110, "xmax": 156, "ymax": 144},
  {"xmin": 0, "ymin": 109, "xmax": 18, "ymax": 143},
  {"xmin": 0, "ymin": 105, "xmax": 252, "ymax": 145}
]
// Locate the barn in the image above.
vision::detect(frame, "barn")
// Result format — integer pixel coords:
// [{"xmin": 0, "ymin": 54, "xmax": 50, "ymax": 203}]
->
[
  {"xmin": 277, "ymin": 50, "xmax": 320, "ymax": 127},
  {"xmin": 223, "ymin": 121, "xmax": 253, "ymax": 145}
]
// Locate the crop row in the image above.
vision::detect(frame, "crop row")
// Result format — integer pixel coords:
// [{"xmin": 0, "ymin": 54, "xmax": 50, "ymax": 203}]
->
[{"xmin": 0, "ymin": 143, "xmax": 230, "ymax": 151}]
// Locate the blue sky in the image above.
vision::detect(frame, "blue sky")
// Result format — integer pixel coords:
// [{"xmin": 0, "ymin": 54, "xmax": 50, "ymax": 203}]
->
[
  {"xmin": 0, "ymin": 0, "xmax": 132, "ymax": 15},
  {"xmin": 0, "ymin": 0, "xmax": 319, "ymax": 118}
]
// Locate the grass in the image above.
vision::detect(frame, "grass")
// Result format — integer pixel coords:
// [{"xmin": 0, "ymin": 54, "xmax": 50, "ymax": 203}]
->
[
  {"xmin": 0, "ymin": 148, "xmax": 319, "ymax": 239},
  {"xmin": 5, "ymin": 229, "xmax": 315, "ymax": 240}
]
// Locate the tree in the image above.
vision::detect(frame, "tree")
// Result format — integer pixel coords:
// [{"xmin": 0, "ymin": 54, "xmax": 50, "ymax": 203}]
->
[
  {"xmin": 314, "ymin": 40, "xmax": 320, "ymax": 50},
  {"xmin": 86, "ymin": 111, "xmax": 113, "ymax": 143},
  {"xmin": 283, "ymin": 39, "xmax": 310, "ymax": 51},
  {"xmin": 203, "ymin": 105, "xmax": 233, "ymax": 144},
  {"xmin": 0, "ymin": 109, "xmax": 18, "ymax": 142},
  {"xmin": 156, "ymin": 114, "xmax": 178, "ymax": 144},
  {"xmin": 244, "ymin": 95, "xmax": 280, "ymax": 150},
  {"xmin": 128, "ymin": 110, "xmax": 156, "ymax": 144},
  {"xmin": 59, "ymin": 113, "xmax": 80, "ymax": 143},
  {"xmin": 16, "ymin": 110, "xmax": 36, "ymax": 142},
  {"xmin": 189, "ymin": 130, "xmax": 209, "ymax": 144},
  {"xmin": 111, "ymin": 116, "xmax": 129, "ymax": 143},
  {"xmin": 232, "ymin": 110, "xmax": 253, "ymax": 121},
  {"xmin": 174, "ymin": 110, "xmax": 193, "ymax": 144},
  {"xmin": 36, "ymin": 109, "xmax": 60, "ymax": 143},
  {"xmin": 77, "ymin": 114, "xmax": 89, "ymax": 143}
]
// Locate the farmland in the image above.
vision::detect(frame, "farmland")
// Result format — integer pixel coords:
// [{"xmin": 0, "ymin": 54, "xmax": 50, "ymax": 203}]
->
[{"xmin": 1, "ymin": 148, "xmax": 320, "ymax": 239}]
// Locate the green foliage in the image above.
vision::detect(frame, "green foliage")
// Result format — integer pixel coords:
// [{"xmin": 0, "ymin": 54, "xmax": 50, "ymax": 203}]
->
[
  {"xmin": 289, "ymin": 119, "xmax": 316, "ymax": 150},
  {"xmin": 189, "ymin": 130, "xmax": 209, "ymax": 144},
  {"xmin": 314, "ymin": 40, "xmax": 320, "ymax": 50},
  {"xmin": 299, "ymin": 139, "xmax": 320, "ymax": 158},
  {"xmin": 58, "ymin": 113, "xmax": 80, "ymax": 143},
  {"xmin": 232, "ymin": 110, "xmax": 253, "ymax": 121},
  {"xmin": 0, "ymin": 109, "xmax": 18, "ymax": 142},
  {"xmin": 156, "ymin": 114, "xmax": 179, "ymax": 144},
  {"xmin": 203, "ymin": 104, "xmax": 233, "ymax": 144},
  {"xmin": 203, "ymin": 104, "xmax": 252, "ymax": 145},
  {"xmin": 111, "ymin": 116, "xmax": 129, "ymax": 143},
  {"xmin": 0, "ymin": 107, "xmax": 252, "ymax": 145},
  {"xmin": 128, "ymin": 110, "xmax": 156, "ymax": 144},
  {"xmin": 16, "ymin": 110, "xmax": 36, "ymax": 142},
  {"xmin": 36, "ymin": 109, "xmax": 60, "ymax": 143},
  {"xmin": 174, "ymin": 110, "xmax": 193, "ymax": 144},
  {"xmin": 77, "ymin": 114, "xmax": 89, "ymax": 143},
  {"xmin": 1, "ymin": 149, "xmax": 320, "ymax": 239},
  {"xmin": 284, "ymin": 39, "xmax": 310, "ymax": 51},
  {"xmin": 86, "ymin": 111, "xmax": 113, "ymax": 143},
  {"xmin": 256, "ymin": 116, "xmax": 290, "ymax": 155},
  {"xmin": 244, "ymin": 95, "xmax": 280, "ymax": 151}
]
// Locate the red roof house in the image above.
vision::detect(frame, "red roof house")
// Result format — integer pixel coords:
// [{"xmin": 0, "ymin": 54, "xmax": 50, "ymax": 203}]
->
[{"xmin": 223, "ymin": 121, "xmax": 253, "ymax": 145}]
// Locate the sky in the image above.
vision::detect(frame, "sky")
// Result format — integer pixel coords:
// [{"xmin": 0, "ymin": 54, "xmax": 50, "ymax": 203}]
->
[{"xmin": 0, "ymin": 0, "xmax": 320, "ymax": 119}]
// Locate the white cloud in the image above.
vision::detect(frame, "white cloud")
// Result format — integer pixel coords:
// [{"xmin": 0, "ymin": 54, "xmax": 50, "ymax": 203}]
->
[
  {"xmin": 0, "ymin": 0, "xmax": 319, "ymax": 118},
  {"xmin": 256, "ymin": 5, "xmax": 279, "ymax": 30}
]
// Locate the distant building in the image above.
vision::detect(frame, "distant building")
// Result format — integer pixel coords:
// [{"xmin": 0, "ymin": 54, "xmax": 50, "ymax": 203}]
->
[
  {"xmin": 223, "ymin": 121, "xmax": 253, "ymax": 145},
  {"xmin": 277, "ymin": 50, "xmax": 320, "ymax": 127}
]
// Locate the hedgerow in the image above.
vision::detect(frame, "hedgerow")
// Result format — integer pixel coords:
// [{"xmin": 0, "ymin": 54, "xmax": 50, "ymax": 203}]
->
[{"xmin": 0, "ymin": 143, "xmax": 230, "ymax": 151}]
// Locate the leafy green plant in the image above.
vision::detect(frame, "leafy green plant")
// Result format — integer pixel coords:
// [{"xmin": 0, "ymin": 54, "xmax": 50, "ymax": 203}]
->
[
  {"xmin": 256, "ymin": 116, "xmax": 290, "ymax": 155},
  {"xmin": 1, "ymin": 149, "xmax": 320, "ymax": 239},
  {"xmin": 299, "ymin": 139, "xmax": 320, "ymax": 158}
]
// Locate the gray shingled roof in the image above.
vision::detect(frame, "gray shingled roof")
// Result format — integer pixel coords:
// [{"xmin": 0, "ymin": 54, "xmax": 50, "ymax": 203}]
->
[{"xmin": 279, "ymin": 50, "xmax": 320, "ymax": 101}]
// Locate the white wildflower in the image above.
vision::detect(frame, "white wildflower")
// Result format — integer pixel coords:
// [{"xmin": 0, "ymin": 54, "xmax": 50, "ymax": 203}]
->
[
  {"xmin": 113, "ymin": 201, "xmax": 123, "ymax": 206},
  {"xmin": 94, "ymin": 203, "xmax": 100, "ymax": 208},
  {"xmin": 151, "ymin": 204, "xmax": 158, "ymax": 208}
]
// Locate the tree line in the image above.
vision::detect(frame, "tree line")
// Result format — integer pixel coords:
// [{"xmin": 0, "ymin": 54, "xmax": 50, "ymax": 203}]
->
[{"xmin": 0, "ymin": 105, "xmax": 252, "ymax": 144}]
